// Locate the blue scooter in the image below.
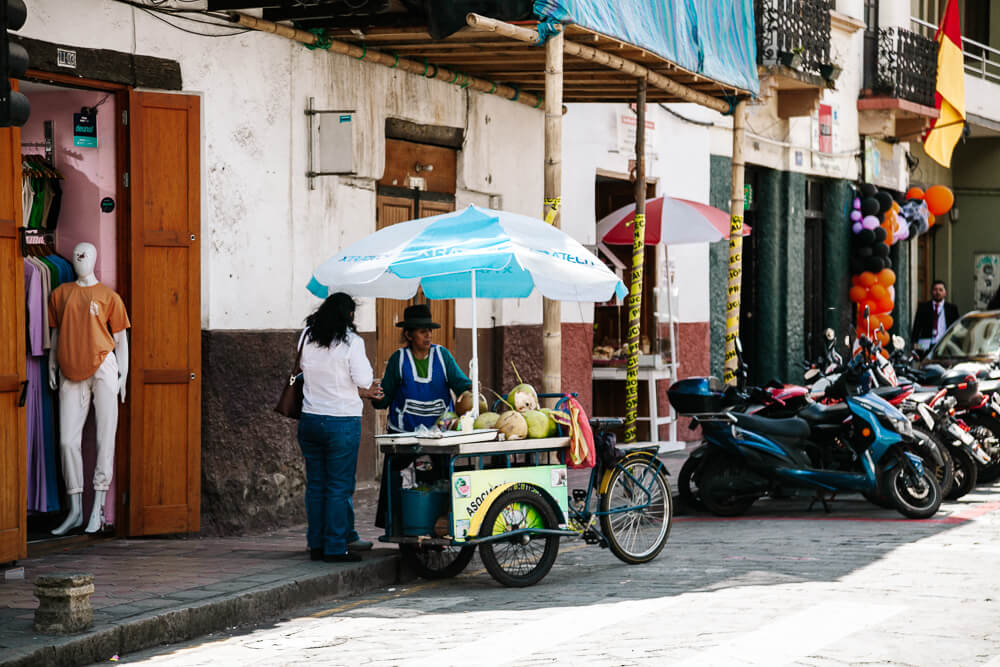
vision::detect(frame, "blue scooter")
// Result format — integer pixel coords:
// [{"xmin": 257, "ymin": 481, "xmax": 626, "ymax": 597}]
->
[{"xmin": 669, "ymin": 337, "xmax": 942, "ymax": 519}]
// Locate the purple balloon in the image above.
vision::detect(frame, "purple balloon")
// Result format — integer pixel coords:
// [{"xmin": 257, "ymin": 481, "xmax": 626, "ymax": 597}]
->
[
  {"xmin": 853, "ymin": 198, "xmax": 862, "ymax": 210},
  {"xmin": 852, "ymin": 222, "xmax": 863, "ymax": 234},
  {"xmin": 862, "ymin": 215, "xmax": 880, "ymax": 230},
  {"xmin": 850, "ymin": 210, "xmax": 862, "ymax": 222}
]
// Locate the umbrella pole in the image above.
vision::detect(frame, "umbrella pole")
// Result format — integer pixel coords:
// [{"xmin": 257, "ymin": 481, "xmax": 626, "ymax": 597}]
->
[{"xmin": 470, "ymin": 270, "xmax": 480, "ymax": 418}]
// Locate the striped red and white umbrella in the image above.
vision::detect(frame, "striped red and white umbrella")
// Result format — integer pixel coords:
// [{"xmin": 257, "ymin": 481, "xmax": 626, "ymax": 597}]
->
[{"xmin": 597, "ymin": 196, "xmax": 750, "ymax": 246}]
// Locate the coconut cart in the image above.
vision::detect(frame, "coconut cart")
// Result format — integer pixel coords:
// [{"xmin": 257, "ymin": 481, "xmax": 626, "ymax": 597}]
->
[{"xmin": 308, "ymin": 204, "xmax": 673, "ymax": 586}]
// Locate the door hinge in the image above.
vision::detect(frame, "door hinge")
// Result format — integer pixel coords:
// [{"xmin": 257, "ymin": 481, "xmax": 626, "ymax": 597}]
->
[
  {"xmin": 122, "ymin": 172, "xmax": 129, "ymax": 188},
  {"xmin": 122, "ymin": 109, "xmax": 128, "ymax": 126}
]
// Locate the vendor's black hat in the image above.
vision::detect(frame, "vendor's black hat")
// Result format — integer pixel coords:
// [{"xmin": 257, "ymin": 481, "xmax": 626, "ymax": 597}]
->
[{"xmin": 396, "ymin": 303, "xmax": 441, "ymax": 329}]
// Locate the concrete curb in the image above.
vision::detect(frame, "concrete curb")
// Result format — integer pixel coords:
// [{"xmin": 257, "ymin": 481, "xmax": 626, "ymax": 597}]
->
[{"xmin": 0, "ymin": 552, "xmax": 405, "ymax": 667}]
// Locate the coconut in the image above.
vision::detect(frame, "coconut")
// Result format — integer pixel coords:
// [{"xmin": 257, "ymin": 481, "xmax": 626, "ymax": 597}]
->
[
  {"xmin": 522, "ymin": 410, "xmax": 552, "ymax": 439},
  {"xmin": 506, "ymin": 383, "xmax": 539, "ymax": 412},
  {"xmin": 435, "ymin": 410, "xmax": 458, "ymax": 431},
  {"xmin": 473, "ymin": 411, "xmax": 501, "ymax": 430},
  {"xmin": 455, "ymin": 390, "xmax": 489, "ymax": 416},
  {"xmin": 496, "ymin": 410, "xmax": 528, "ymax": 440},
  {"xmin": 538, "ymin": 408, "xmax": 560, "ymax": 437}
]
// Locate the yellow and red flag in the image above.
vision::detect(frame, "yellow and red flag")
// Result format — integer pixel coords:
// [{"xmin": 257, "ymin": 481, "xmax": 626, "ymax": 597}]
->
[{"xmin": 923, "ymin": 0, "xmax": 965, "ymax": 167}]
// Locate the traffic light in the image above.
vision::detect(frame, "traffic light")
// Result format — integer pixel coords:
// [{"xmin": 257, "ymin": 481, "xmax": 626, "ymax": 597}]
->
[{"xmin": 1, "ymin": 0, "xmax": 29, "ymax": 127}]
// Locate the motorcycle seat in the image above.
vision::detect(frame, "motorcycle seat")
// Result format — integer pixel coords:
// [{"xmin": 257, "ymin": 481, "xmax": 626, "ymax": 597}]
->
[
  {"xmin": 733, "ymin": 413, "xmax": 812, "ymax": 441},
  {"xmin": 798, "ymin": 401, "xmax": 850, "ymax": 424},
  {"xmin": 872, "ymin": 384, "xmax": 912, "ymax": 402}
]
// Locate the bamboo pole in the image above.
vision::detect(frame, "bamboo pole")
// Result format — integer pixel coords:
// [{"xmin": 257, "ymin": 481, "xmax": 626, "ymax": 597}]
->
[
  {"xmin": 541, "ymin": 29, "xmax": 563, "ymax": 402},
  {"xmin": 232, "ymin": 13, "xmax": 541, "ymax": 108},
  {"xmin": 723, "ymin": 100, "xmax": 747, "ymax": 386},
  {"xmin": 465, "ymin": 14, "xmax": 731, "ymax": 114},
  {"xmin": 624, "ymin": 80, "xmax": 647, "ymax": 444}
]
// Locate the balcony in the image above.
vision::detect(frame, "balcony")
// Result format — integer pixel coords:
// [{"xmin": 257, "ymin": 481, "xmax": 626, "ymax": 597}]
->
[
  {"xmin": 858, "ymin": 28, "xmax": 939, "ymax": 139},
  {"xmin": 754, "ymin": 0, "xmax": 836, "ymax": 118}
]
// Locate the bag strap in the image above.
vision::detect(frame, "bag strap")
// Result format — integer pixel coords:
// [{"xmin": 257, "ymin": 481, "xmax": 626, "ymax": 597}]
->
[{"xmin": 291, "ymin": 328, "xmax": 307, "ymax": 376}]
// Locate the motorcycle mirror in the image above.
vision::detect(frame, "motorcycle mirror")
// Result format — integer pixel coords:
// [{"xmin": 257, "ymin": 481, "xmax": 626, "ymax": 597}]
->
[
  {"xmin": 804, "ymin": 368, "xmax": 820, "ymax": 381},
  {"xmin": 824, "ymin": 328, "xmax": 835, "ymax": 342},
  {"xmin": 892, "ymin": 334, "xmax": 905, "ymax": 350}
]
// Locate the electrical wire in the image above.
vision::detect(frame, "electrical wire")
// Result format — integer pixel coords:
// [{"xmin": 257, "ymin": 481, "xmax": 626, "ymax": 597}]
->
[
  {"xmin": 110, "ymin": 0, "xmax": 252, "ymax": 36},
  {"xmin": 656, "ymin": 103, "xmax": 715, "ymax": 127}
]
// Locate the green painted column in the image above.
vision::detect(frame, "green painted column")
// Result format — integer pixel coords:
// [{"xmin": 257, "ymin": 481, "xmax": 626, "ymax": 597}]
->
[
  {"xmin": 709, "ymin": 155, "xmax": 732, "ymax": 379},
  {"xmin": 891, "ymin": 241, "xmax": 912, "ymax": 344},
  {"xmin": 823, "ymin": 180, "xmax": 853, "ymax": 339}
]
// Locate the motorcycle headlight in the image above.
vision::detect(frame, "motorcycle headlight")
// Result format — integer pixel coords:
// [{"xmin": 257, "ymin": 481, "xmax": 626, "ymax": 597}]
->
[{"xmin": 890, "ymin": 415, "xmax": 913, "ymax": 437}]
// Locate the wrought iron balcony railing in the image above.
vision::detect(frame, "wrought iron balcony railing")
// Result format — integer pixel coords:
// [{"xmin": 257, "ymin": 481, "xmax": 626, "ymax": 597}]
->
[
  {"xmin": 912, "ymin": 16, "xmax": 1000, "ymax": 85},
  {"xmin": 872, "ymin": 27, "xmax": 938, "ymax": 107},
  {"xmin": 755, "ymin": 0, "xmax": 833, "ymax": 78}
]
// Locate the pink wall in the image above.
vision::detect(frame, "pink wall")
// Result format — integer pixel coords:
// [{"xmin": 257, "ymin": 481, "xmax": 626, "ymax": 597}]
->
[
  {"xmin": 22, "ymin": 87, "xmax": 120, "ymax": 526},
  {"xmin": 21, "ymin": 88, "xmax": 118, "ymax": 289}
]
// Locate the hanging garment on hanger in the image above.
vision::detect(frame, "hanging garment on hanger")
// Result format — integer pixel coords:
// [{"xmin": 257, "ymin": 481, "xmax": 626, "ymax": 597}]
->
[
  {"xmin": 24, "ymin": 259, "xmax": 47, "ymax": 513},
  {"xmin": 44, "ymin": 179, "xmax": 62, "ymax": 230}
]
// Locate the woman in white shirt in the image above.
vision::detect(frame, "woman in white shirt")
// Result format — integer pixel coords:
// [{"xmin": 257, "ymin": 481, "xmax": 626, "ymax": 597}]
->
[{"xmin": 298, "ymin": 292, "xmax": 382, "ymax": 563}]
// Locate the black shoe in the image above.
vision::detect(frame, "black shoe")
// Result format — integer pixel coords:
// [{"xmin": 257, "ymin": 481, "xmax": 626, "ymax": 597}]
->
[
  {"xmin": 310, "ymin": 548, "xmax": 323, "ymax": 561},
  {"xmin": 323, "ymin": 552, "xmax": 362, "ymax": 563}
]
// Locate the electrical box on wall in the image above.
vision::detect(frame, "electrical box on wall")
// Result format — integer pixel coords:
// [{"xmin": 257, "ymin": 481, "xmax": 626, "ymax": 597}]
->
[{"xmin": 306, "ymin": 97, "xmax": 356, "ymax": 189}]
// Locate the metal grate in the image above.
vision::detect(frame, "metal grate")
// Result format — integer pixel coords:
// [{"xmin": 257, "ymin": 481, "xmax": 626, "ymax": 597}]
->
[
  {"xmin": 755, "ymin": 0, "xmax": 833, "ymax": 77},
  {"xmin": 874, "ymin": 27, "xmax": 938, "ymax": 107}
]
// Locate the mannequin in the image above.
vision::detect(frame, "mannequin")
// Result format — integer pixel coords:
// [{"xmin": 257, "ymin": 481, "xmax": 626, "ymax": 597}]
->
[{"xmin": 48, "ymin": 242, "xmax": 130, "ymax": 535}]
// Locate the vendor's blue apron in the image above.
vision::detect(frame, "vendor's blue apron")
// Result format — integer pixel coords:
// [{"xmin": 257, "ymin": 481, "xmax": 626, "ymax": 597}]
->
[{"xmin": 388, "ymin": 345, "xmax": 453, "ymax": 433}]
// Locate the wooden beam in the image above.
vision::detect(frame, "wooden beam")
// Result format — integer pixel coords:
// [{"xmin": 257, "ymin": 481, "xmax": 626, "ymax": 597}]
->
[
  {"xmin": 624, "ymin": 79, "xmax": 647, "ymax": 444},
  {"xmin": 231, "ymin": 13, "xmax": 542, "ymax": 108},
  {"xmin": 724, "ymin": 101, "xmax": 747, "ymax": 386},
  {"xmin": 542, "ymin": 30, "xmax": 563, "ymax": 402},
  {"xmin": 465, "ymin": 13, "xmax": 733, "ymax": 114}
]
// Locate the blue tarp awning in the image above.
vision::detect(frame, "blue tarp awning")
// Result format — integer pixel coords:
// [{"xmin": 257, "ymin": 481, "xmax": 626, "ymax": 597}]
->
[{"xmin": 533, "ymin": 0, "xmax": 759, "ymax": 96}]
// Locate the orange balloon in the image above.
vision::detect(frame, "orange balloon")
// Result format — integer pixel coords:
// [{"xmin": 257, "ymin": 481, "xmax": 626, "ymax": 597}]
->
[
  {"xmin": 852, "ymin": 274, "xmax": 864, "ymax": 287},
  {"xmin": 881, "ymin": 219, "xmax": 894, "ymax": 246},
  {"xmin": 881, "ymin": 314, "xmax": 894, "ymax": 330},
  {"xmin": 878, "ymin": 268, "xmax": 896, "ymax": 286},
  {"xmin": 861, "ymin": 299, "xmax": 878, "ymax": 315},
  {"xmin": 927, "ymin": 212, "xmax": 936, "ymax": 228},
  {"xmin": 849, "ymin": 286, "xmax": 868, "ymax": 303},
  {"xmin": 924, "ymin": 185, "xmax": 954, "ymax": 216},
  {"xmin": 906, "ymin": 187, "xmax": 925, "ymax": 200},
  {"xmin": 876, "ymin": 296, "xmax": 894, "ymax": 313},
  {"xmin": 877, "ymin": 330, "xmax": 890, "ymax": 345},
  {"xmin": 859, "ymin": 272, "xmax": 877, "ymax": 287},
  {"xmin": 870, "ymin": 284, "xmax": 888, "ymax": 301}
]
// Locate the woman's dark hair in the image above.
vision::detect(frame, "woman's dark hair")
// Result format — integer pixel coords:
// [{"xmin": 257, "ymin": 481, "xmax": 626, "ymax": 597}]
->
[{"xmin": 305, "ymin": 292, "xmax": 357, "ymax": 348}]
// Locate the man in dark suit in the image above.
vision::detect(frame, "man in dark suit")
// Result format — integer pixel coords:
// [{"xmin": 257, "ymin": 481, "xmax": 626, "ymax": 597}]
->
[{"xmin": 911, "ymin": 280, "xmax": 959, "ymax": 353}]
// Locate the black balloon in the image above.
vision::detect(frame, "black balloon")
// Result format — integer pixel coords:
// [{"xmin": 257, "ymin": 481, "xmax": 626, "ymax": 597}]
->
[
  {"xmin": 874, "ymin": 227, "xmax": 887, "ymax": 243},
  {"xmin": 857, "ymin": 229, "xmax": 876, "ymax": 245},
  {"xmin": 861, "ymin": 198, "xmax": 880, "ymax": 216},
  {"xmin": 876, "ymin": 191, "xmax": 894, "ymax": 214},
  {"xmin": 867, "ymin": 257, "xmax": 885, "ymax": 272},
  {"xmin": 857, "ymin": 246, "xmax": 873, "ymax": 258},
  {"xmin": 884, "ymin": 257, "xmax": 892, "ymax": 269},
  {"xmin": 874, "ymin": 243, "xmax": 889, "ymax": 257},
  {"xmin": 850, "ymin": 258, "xmax": 865, "ymax": 274},
  {"xmin": 860, "ymin": 183, "xmax": 878, "ymax": 198}
]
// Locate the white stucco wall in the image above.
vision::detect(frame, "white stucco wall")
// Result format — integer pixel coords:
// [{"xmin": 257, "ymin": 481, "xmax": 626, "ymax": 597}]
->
[
  {"xmin": 561, "ymin": 102, "xmax": 719, "ymax": 324},
  {"xmin": 20, "ymin": 0, "xmax": 545, "ymax": 333}
]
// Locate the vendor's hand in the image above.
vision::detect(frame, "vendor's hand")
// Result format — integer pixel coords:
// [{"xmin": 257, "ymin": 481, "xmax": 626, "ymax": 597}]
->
[{"xmin": 359, "ymin": 381, "xmax": 384, "ymax": 401}]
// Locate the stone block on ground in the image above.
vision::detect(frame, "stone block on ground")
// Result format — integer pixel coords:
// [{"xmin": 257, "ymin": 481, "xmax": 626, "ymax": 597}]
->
[{"xmin": 33, "ymin": 574, "xmax": 95, "ymax": 634}]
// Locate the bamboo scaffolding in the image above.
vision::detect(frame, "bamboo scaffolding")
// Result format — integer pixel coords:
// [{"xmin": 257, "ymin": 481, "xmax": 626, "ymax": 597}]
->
[
  {"xmin": 541, "ymin": 30, "xmax": 564, "ymax": 402},
  {"xmin": 232, "ymin": 13, "xmax": 541, "ymax": 108},
  {"xmin": 624, "ymin": 79, "xmax": 647, "ymax": 444},
  {"xmin": 723, "ymin": 100, "xmax": 747, "ymax": 386},
  {"xmin": 465, "ymin": 14, "xmax": 731, "ymax": 114}
]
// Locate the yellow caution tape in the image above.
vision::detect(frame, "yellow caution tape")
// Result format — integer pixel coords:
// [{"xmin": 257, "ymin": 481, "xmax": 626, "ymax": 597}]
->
[
  {"xmin": 624, "ymin": 213, "xmax": 645, "ymax": 443},
  {"xmin": 544, "ymin": 197, "xmax": 561, "ymax": 225},
  {"xmin": 723, "ymin": 214, "xmax": 743, "ymax": 385}
]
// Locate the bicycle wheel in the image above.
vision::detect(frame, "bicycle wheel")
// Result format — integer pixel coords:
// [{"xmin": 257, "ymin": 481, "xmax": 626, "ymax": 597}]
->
[
  {"xmin": 478, "ymin": 488, "xmax": 560, "ymax": 587},
  {"xmin": 599, "ymin": 457, "xmax": 672, "ymax": 564},
  {"xmin": 399, "ymin": 543, "xmax": 475, "ymax": 580}
]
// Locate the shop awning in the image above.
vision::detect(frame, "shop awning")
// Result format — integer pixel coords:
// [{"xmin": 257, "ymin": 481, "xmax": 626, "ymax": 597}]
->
[{"xmin": 597, "ymin": 196, "xmax": 751, "ymax": 246}]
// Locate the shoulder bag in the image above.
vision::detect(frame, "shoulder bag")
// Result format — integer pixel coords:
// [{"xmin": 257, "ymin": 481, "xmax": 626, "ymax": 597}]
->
[{"xmin": 275, "ymin": 330, "xmax": 306, "ymax": 419}]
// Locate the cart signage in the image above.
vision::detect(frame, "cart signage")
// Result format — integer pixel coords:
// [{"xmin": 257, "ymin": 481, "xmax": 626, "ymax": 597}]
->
[{"xmin": 451, "ymin": 465, "xmax": 568, "ymax": 541}]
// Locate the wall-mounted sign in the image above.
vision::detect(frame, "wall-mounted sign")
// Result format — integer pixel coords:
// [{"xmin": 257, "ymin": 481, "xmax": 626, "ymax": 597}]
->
[
  {"xmin": 617, "ymin": 110, "xmax": 656, "ymax": 157},
  {"xmin": 73, "ymin": 109, "xmax": 97, "ymax": 148},
  {"xmin": 56, "ymin": 48, "xmax": 77, "ymax": 69},
  {"xmin": 100, "ymin": 197, "xmax": 115, "ymax": 213}
]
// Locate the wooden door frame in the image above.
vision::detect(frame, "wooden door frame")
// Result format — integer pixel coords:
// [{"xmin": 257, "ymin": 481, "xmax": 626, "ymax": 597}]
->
[{"xmin": 22, "ymin": 70, "xmax": 132, "ymax": 539}]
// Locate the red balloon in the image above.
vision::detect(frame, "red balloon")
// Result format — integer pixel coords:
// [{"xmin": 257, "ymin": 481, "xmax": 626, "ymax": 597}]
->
[
  {"xmin": 924, "ymin": 185, "xmax": 954, "ymax": 216},
  {"xmin": 849, "ymin": 286, "xmax": 868, "ymax": 303},
  {"xmin": 906, "ymin": 187, "xmax": 925, "ymax": 200}
]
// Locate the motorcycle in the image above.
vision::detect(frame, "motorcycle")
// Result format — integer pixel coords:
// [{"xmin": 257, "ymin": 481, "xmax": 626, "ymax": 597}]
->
[{"xmin": 671, "ymin": 336, "xmax": 942, "ymax": 519}]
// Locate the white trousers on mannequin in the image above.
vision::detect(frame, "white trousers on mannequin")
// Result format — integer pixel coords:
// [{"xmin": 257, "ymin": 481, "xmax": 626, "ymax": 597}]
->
[{"xmin": 58, "ymin": 353, "xmax": 118, "ymax": 494}]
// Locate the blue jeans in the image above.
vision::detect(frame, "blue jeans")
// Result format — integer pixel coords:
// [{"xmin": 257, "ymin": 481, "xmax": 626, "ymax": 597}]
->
[{"xmin": 297, "ymin": 413, "xmax": 361, "ymax": 555}]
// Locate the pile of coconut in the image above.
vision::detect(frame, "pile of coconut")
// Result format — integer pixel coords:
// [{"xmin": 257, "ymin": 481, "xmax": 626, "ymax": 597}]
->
[{"xmin": 438, "ymin": 375, "xmax": 571, "ymax": 441}]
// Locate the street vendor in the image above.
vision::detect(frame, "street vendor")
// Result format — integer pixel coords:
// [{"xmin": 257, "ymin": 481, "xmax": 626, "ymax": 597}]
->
[
  {"xmin": 371, "ymin": 303, "xmax": 472, "ymax": 432},
  {"xmin": 370, "ymin": 303, "xmax": 472, "ymax": 531}
]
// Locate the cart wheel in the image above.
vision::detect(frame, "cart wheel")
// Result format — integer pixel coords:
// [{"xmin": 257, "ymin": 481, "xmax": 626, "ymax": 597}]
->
[
  {"xmin": 399, "ymin": 543, "xmax": 475, "ymax": 580},
  {"xmin": 478, "ymin": 488, "xmax": 560, "ymax": 587},
  {"xmin": 599, "ymin": 457, "xmax": 672, "ymax": 564}
]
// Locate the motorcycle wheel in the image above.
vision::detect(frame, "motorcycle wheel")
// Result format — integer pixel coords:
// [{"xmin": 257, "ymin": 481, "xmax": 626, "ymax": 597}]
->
[
  {"xmin": 882, "ymin": 461, "xmax": 942, "ymax": 519},
  {"xmin": 912, "ymin": 427, "xmax": 955, "ymax": 499},
  {"xmin": 677, "ymin": 449, "xmax": 706, "ymax": 513},
  {"xmin": 946, "ymin": 447, "xmax": 979, "ymax": 500},
  {"xmin": 968, "ymin": 423, "xmax": 1000, "ymax": 483},
  {"xmin": 698, "ymin": 455, "xmax": 758, "ymax": 517}
]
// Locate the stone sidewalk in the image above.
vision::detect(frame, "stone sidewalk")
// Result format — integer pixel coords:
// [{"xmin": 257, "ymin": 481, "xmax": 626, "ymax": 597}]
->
[{"xmin": 0, "ymin": 448, "xmax": 693, "ymax": 667}]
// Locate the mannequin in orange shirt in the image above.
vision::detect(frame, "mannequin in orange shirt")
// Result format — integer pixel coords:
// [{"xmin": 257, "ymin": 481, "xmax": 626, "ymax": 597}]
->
[{"xmin": 48, "ymin": 242, "xmax": 130, "ymax": 536}]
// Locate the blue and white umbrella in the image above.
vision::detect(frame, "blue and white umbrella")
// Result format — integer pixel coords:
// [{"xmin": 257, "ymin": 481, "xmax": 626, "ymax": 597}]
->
[{"xmin": 308, "ymin": 205, "xmax": 628, "ymax": 416}]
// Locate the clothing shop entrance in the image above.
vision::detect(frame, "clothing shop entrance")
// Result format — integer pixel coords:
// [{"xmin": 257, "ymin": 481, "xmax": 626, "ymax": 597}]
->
[{"xmin": 1, "ymin": 71, "xmax": 201, "ymax": 564}]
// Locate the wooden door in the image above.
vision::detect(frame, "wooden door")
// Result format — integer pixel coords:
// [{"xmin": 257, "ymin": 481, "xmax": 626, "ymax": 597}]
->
[
  {"xmin": 0, "ymin": 99, "xmax": 26, "ymax": 562},
  {"xmin": 127, "ymin": 91, "xmax": 201, "ymax": 535}
]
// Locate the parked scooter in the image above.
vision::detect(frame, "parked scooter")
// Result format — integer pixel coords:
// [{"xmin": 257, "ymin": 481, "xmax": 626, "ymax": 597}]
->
[
  {"xmin": 671, "ymin": 335, "xmax": 942, "ymax": 519},
  {"xmin": 907, "ymin": 391, "xmax": 988, "ymax": 499}
]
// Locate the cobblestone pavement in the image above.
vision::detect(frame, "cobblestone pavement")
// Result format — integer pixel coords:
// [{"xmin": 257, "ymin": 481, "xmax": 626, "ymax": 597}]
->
[{"xmin": 116, "ymin": 485, "xmax": 1000, "ymax": 666}]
